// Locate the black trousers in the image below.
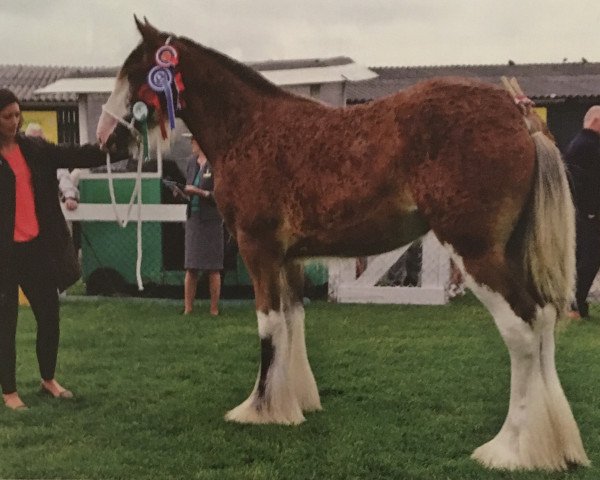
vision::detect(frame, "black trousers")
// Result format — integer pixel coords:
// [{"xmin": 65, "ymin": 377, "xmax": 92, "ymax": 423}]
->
[
  {"xmin": 0, "ymin": 237, "xmax": 60, "ymax": 394},
  {"xmin": 574, "ymin": 215, "xmax": 600, "ymax": 317}
]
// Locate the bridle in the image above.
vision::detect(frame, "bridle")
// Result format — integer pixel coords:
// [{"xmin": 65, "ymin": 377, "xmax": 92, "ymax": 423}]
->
[
  {"xmin": 101, "ymin": 36, "xmax": 186, "ymax": 152},
  {"xmin": 99, "ymin": 37, "xmax": 186, "ymax": 291}
]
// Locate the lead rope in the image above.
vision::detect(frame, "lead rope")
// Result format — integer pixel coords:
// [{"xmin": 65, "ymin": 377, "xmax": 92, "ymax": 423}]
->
[
  {"xmin": 101, "ymin": 104, "xmax": 147, "ymax": 291},
  {"xmin": 104, "ymin": 149, "xmax": 144, "ymax": 291}
]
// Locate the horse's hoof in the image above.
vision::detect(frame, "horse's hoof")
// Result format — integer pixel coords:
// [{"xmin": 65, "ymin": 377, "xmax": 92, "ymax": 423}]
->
[
  {"xmin": 225, "ymin": 396, "xmax": 305, "ymax": 425},
  {"xmin": 472, "ymin": 438, "xmax": 527, "ymax": 471},
  {"xmin": 471, "ymin": 434, "xmax": 587, "ymax": 471}
]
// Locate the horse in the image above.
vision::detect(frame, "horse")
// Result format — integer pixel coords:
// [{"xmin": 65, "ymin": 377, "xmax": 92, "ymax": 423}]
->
[{"xmin": 96, "ymin": 17, "xmax": 589, "ymax": 471}]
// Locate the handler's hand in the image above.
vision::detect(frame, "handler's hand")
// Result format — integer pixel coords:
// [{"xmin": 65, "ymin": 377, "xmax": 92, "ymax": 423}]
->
[
  {"xmin": 101, "ymin": 130, "xmax": 130, "ymax": 161},
  {"xmin": 65, "ymin": 198, "xmax": 79, "ymax": 211}
]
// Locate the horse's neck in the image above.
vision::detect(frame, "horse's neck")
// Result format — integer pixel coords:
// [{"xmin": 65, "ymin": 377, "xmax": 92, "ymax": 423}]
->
[
  {"xmin": 180, "ymin": 89, "xmax": 256, "ymax": 160},
  {"xmin": 180, "ymin": 53, "xmax": 287, "ymax": 161}
]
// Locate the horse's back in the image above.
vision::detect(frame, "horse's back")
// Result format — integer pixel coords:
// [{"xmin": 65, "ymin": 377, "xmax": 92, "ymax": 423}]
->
[{"xmin": 219, "ymin": 75, "xmax": 536, "ymax": 261}]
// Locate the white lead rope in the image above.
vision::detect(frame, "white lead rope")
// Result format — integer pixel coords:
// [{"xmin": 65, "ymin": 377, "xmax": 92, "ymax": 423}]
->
[
  {"xmin": 102, "ymin": 105, "xmax": 145, "ymax": 291},
  {"xmin": 105, "ymin": 150, "xmax": 144, "ymax": 291}
]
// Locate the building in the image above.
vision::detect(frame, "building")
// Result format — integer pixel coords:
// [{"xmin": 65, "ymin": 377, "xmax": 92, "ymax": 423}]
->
[
  {"xmin": 0, "ymin": 65, "xmax": 114, "ymax": 143},
  {"xmin": 3, "ymin": 59, "xmax": 600, "ymax": 151},
  {"xmin": 346, "ymin": 60, "xmax": 600, "ymax": 151}
]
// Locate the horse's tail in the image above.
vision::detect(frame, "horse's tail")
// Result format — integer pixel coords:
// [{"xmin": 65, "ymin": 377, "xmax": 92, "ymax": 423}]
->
[{"xmin": 522, "ymin": 131, "xmax": 576, "ymax": 314}]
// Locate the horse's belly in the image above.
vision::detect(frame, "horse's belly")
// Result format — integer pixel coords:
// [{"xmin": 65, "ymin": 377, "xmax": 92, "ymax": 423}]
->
[{"xmin": 286, "ymin": 208, "xmax": 429, "ymax": 258}]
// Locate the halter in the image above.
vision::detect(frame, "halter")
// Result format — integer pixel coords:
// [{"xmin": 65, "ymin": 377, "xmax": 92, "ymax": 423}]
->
[{"xmin": 102, "ymin": 38, "xmax": 186, "ymax": 147}]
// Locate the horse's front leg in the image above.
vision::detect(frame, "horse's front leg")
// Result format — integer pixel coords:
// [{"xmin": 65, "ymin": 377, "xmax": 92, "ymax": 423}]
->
[
  {"xmin": 225, "ymin": 240, "xmax": 305, "ymax": 425},
  {"xmin": 282, "ymin": 262, "xmax": 322, "ymax": 413}
]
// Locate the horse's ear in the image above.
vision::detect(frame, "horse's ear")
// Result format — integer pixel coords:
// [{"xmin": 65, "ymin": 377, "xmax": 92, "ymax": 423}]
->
[{"xmin": 133, "ymin": 15, "xmax": 161, "ymax": 47}]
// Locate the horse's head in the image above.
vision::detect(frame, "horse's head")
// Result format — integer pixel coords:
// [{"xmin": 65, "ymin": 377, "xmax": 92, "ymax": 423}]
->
[
  {"xmin": 99, "ymin": 16, "xmax": 290, "ymax": 160},
  {"xmin": 97, "ymin": 16, "xmax": 187, "ymax": 157}
]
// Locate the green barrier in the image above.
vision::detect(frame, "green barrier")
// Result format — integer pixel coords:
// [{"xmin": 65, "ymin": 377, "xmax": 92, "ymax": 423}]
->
[{"xmin": 79, "ymin": 177, "xmax": 327, "ymax": 294}]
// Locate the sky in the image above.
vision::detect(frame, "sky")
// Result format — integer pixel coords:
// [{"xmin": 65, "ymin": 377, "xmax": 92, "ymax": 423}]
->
[{"xmin": 2, "ymin": 0, "xmax": 600, "ymax": 68}]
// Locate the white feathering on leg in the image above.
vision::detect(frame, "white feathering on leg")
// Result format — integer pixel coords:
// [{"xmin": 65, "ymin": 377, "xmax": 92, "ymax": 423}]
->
[
  {"xmin": 286, "ymin": 304, "xmax": 321, "ymax": 412},
  {"xmin": 225, "ymin": 310, "xmax": 304, "ymax": 425},
  {"xmin": 469, "ymin": 281, "xmax": 588, "ymax": 470}
]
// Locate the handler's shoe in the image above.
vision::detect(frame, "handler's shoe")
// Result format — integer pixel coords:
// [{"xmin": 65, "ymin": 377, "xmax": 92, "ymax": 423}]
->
[
  {"xmin": 40, "ymin": 380, "xmax": 74, "ymax": 399},
  {"xmin": 3, "ymin": 393, "xmax": 27, "ymax": 411}
]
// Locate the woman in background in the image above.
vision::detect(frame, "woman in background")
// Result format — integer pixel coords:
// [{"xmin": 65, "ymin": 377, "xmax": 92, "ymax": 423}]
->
[{"xmin": 182, "ymin": 135, "xmax": 224, "ymax": 317}]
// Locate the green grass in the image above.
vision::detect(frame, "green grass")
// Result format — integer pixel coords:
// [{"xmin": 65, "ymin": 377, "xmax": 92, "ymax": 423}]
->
[{"xmin": 2, "ymin": 294, "xmax": 600, "ymax": 479}]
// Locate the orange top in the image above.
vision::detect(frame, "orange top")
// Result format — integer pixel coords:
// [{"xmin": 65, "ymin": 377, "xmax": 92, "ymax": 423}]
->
[{"xmin": 3, "ymin": 144, "xmax": 39, "ymax": 242}]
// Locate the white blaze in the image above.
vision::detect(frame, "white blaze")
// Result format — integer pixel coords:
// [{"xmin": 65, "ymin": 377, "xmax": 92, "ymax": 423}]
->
[{"xmin": 96, "ymin": 76, "xmax": 131, "ymax": 146}]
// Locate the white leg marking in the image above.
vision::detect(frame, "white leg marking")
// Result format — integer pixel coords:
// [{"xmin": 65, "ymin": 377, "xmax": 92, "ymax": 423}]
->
[
  {"xmin": 286, "ymin": 304, "xmax": 321, "ymax": 412},
  {"xmin": 538, "ymin": 305, "xmax": 589, "ymax": 466},
  {"xmin": 468, "ymin": 282, "xmax": 589, "ymax": 470},
  {"xmin": 225, "ymin": 310, "xmax": 304, "ymax": 425}
]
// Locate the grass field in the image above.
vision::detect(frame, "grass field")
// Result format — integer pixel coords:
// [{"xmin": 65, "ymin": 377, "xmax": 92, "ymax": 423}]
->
[{"xmin": 2, "ymin": 294, "xmax": 600, "ymax": 479}]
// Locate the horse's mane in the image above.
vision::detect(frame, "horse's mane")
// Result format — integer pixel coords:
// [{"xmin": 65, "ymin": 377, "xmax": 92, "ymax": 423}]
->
[{"xmin": 178, "ymin": 37, "xmax": 288, "ymax": 98}]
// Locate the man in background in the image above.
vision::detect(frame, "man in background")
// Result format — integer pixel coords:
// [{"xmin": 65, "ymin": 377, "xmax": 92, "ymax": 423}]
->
[{"xmin": 564, "ymin": 106, "xmax": 600, "ymax": 319}]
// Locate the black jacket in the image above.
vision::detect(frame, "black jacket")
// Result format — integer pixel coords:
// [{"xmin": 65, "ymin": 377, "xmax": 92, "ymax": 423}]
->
[
  {"xmin": 0, "ymin": 134, "xmax": 106, "ymax": 291},
  {"xmin": 564, "ymin": 128, "xmax": 600, "ymax": 218}
]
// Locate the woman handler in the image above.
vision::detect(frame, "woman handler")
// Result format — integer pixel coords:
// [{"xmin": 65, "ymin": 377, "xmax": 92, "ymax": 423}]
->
[{"xmin": 0, "ymin": 88, "xmax": 119, "ymax": 410}]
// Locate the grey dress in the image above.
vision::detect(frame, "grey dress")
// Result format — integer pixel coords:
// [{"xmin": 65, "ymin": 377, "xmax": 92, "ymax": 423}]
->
[{"xmin": 184, "ymin": 156, "xmax": 224, "ymax": 270}]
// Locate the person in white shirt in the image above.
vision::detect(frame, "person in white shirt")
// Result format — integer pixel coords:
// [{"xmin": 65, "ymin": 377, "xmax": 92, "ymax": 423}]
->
[{"xmin": 24, "ymin": 123, "xmax": 80, "ymax": 211}]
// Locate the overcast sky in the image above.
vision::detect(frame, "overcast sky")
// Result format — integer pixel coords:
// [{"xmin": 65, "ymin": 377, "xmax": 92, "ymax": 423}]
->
[{"xmin": 2, "ymin": 0, "xmax": 600, "ymax": 68}]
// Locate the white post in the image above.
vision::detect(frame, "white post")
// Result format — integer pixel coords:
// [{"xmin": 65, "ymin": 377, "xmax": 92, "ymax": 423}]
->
[
  {"xmin": 421, "ymin": 232, "xmax": 450, "ymax": 297},
  {"xmin": 327, "ymin": 258, "xmax": 356, "ymax": 302},
  {"xmin": 78, "ymin": 95, "xmax": 88, "ymax": 144}
]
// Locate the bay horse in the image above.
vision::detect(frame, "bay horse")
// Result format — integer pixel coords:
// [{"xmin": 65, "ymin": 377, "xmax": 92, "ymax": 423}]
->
[{"xmin": 96, "ymin": 18, "xmax": 589, "ymax": 471}]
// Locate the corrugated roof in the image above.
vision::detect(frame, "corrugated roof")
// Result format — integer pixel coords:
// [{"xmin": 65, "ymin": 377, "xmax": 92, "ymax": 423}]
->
[
  {"xmin": 1, "ymin": 59, "xmax": 361, "ymax": 104},
  {"xmin": 37, "ymin": 60, "xmax": 377, "ymax": 95},
  {"xmin": 4, "ymin": 60, "xmax": 600, "ymax": 105},
  {"xmin": 347, "ymin": 62, "xmax": 600, "ymax": 103},
  {"xmin": 0, "ymin": 65, "xmax": 117, "ymax": 103}
]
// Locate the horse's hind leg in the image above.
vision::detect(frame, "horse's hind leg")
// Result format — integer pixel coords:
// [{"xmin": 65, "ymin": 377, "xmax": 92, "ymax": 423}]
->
[
  {"xmin": 457, "ymin": 252, "xmax": 589, "ymax": 471},
  {"xmin": 537, "ymin": 305, "xmax": 589, "ymax": 465}
]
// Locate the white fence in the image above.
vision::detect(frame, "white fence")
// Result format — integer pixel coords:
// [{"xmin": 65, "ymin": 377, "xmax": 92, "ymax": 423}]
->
[{"xmin": 328, "ymin": 231, "xmax": 451, "ymax": 305}]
